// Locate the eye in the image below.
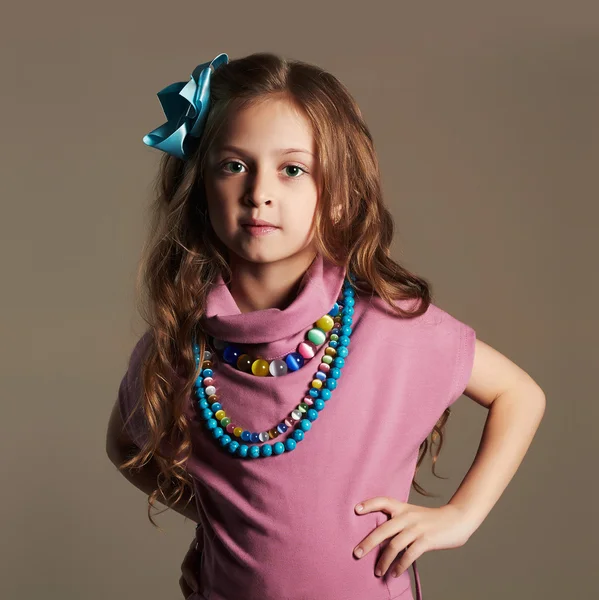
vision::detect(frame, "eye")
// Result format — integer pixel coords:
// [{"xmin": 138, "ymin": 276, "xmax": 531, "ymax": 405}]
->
[
  {"xmin": 221, "ymin": 161, "xmax": 246, "ymax": 174},
  {"xmin": 219, "ymin": 161, "xmax": 308, "ymax": 179},
  {"xmin": 284, "ymin": 165, "xmax": 307, "ymax": 178}
]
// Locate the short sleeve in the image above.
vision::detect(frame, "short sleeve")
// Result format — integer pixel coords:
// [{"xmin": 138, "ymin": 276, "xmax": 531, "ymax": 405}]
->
[
  {"xmin": 117, "ymin": 330, "xmax": 153, "ymax": 449},
  {"xmin": 446, "ymin": 318, "xmax": 476, "ymax": 409}
]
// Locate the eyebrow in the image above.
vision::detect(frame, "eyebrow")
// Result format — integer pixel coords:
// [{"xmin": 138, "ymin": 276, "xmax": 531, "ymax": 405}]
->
[{"xmin": 215, "ymin": 145, "xmax": 314, "ymax": 157}]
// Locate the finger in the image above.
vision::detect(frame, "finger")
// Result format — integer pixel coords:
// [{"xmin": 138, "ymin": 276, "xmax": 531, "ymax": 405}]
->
[
  {"xmin": 355, "ymin": 496, "xmax": 403, "ymax": 518},
  {"xmin": 374, "ymin": 530, "xmax": 418, "ymax": 577},
  {"xmin": 389, "ymin": 537, "xmax": 427, "ymax": 578},
  {"xmin": 353, "ymin": 517, "xmax": 407, "ymax": 559}
]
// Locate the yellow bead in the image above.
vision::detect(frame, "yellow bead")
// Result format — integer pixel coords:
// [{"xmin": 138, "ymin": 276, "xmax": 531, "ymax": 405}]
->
[
  {"xmin": 233, "ymin": 427, "xmax": 244, "ymax": 438},
  {"xmin": 311, "ymin": 379, "xmax": 322, "ymax": 389},
  {"xmin": 325, "ymin": 347, "xmax": 337, "ymax": 357},
  {"xmin": 316, "ymin": 315, "xmax": 334, "ymax": 332},
  {"xmin": 268, "ymin": 428, "xmax": 279, "ymax": 439},
  {"xmin": 251, "ymin": 358, "xmax": 269, "ymax": 376},
  {"xmin": 214, "ymin": 410, "xmax": 226, "ymax": 420}
]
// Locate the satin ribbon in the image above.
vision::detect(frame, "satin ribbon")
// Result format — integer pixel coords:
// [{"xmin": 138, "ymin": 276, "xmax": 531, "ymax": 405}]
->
[{"xmin": 142, "ymin": 52, "xmax": 229, "ymax": 160}]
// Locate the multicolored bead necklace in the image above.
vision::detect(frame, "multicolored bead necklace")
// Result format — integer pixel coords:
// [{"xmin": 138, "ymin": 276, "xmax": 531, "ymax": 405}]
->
[
  {"xmin": 192, "ymin": 274, "xmax": 356, "ymax": 459},
  {"xmin": 207, "ymin": 301, "xmax": 341, "ymax": 377}
]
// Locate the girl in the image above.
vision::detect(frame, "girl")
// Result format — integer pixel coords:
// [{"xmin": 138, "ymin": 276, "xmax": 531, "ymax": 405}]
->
[{"xmin": 106, "ymin": 52, "xmax": 546, "ymax": 600}]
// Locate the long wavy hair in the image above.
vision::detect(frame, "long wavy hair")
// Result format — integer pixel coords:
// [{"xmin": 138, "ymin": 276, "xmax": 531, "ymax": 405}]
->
[{"xmin": 118, "ymin": 51, "xmax": 453, "ymax": 528}]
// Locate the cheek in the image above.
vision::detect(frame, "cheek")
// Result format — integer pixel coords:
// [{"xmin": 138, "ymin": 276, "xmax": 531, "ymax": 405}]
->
[{"xmin": 285, "ymin": 196, "xmax": 317, "ymax": 230}]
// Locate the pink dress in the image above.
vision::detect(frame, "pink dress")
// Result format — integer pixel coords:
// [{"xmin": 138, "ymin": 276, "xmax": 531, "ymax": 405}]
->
[{"xmin": 118, "ymin": 253, "xmax": 476, "ymax": 600}]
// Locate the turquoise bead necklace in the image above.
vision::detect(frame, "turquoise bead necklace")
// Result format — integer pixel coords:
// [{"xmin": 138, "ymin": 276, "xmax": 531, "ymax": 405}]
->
[{"xmin": 192, "ymin": 274, "xmax": 356, "ymax": 459}]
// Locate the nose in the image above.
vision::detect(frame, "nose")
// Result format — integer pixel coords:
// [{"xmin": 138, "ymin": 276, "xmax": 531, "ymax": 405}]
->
[{"xmin": 243, "ymin": 168, "xmax": 274, "ymax": 207}]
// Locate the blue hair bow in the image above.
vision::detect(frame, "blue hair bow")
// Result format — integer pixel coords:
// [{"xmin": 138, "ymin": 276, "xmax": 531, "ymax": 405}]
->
[{"xmin": 142, "ymin": 52, "xmax": 229, "ymax": 160}]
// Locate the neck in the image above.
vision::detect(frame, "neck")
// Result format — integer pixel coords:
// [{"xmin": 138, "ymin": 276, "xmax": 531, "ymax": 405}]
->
[{"xmin": 227, "ymin": 248, "xmax": 319, "ymax": 313}]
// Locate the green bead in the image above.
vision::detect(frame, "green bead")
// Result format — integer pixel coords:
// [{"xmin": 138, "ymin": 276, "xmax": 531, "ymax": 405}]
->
[
  {"xmin": 221, "ymin": 417, "xmax": 231, "ymax": 427},
  {"xmin": 322, "ymin": 355, "xmax": 333, "ymax": 364},
  {"xmin": 298, "ymin": 403, "xmax": 308, "ymax": 413},
  {"xmin": 330, "ymin": 333, "xmax": 339, "ymax": 341},
  {"xmin": 307, "ymin": 328, "xmax": 326, "ymax": 345}
]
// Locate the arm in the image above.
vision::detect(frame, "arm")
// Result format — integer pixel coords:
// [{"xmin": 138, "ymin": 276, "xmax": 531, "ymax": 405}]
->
[
  {"xmin": 106, "ymin": 398, "xmax": 201, "ymax": 524},
  {"xmin": 447, "ymin": 338, "xmax": 546, "ymax": 533}
]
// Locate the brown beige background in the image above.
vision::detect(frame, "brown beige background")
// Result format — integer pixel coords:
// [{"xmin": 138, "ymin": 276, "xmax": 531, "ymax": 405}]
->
[{"xmin": 4, "ymin": 0, "xmax": 597, "ymax": 598}]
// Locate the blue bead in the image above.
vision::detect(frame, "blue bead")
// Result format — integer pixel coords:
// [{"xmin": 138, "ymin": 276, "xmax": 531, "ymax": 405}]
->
[
  {"xmin": 329, "ymin": 340, "xmax": 338, "ymax": 349},
  {"xmin": 273, "ymin": 442, "xmax": 285, "ymax": 455},
  {"xmin": 213, "ymin": 427, "xmax": 223, "ymax": 439},
  {"xmin": 343, "ymin": 306, "xmax": 355, "ymax": 316},
  {"xmin": 319, "ymin": 388, "xmax": 332, "ymax": 400},
  {"xmin": 199, "ymin": 399, "xmax": 209, "ymax": 409},
  {"xmin": 249, "ymin": 445, "xmax": 261, "ymax": 458},
  {"xmin": 331, "ymin": 328, "xmax": 340, "ymax": 336},
  {"xmin": 228, "ymin": 441, "xmax": 240, "ymax": 453},
  {"xmin": 308, "ymin": 388, "xmax": 319, "ymax": 398},
  {"xmin": 285, "ymin": 351, "xmax": 305, "ymax": 371},
  {"xmin": 211, "ymin": 402, "xmax": 222, "ymax": 412},
  {"xmin": 326, "ymin": 378, "xmax": 337, "ymax": 390},
  {"xmin": 344, "ymin": 296, "xmax": 355, "ymax": 307},
  {"xmin": 341, "ymin": 315, "xmax": 353, "ymax": 325},
  {"xmin": 338, "ymin": 335, "xmax": 351, "ymax": 347},
  {"xmin": 285, "ymin": 438, "xmax": 297, "ymax": 452},
  {"xmin": 299, "ymin": 419, "xmax": 312, "ymax": 432},
  {"xmin": 314, "ymin": 399, "xmax": 325, "ymax": 411},
  {"xmin": 277, "ymin": 423, "xmax": 288, "ymax": 434},
  {"xmin": 315, "ymin": 371, "xmax": 327, "ymax": 381},
  {"xmin": 194, "ymin": 375, "xmax": 204, "ymax": 387},
  {"xmin": 343, "ymin": 286, "xmax": 355, "ymax": 296},
  {"xmin": 260, "ymin": 444, "xmax": 273, "ymax": 457},
  {"xmin": 202, "ymin": 368, "xmax": 213, "ymax": 377},
  {"xmin": 328, "ymin": 303, "xmax": 340, "ymax": 317},
  {"xmin": 241, "ymin": 431, "xmax": 251, "ymax": 442},
  {"xmin": 206, "ymin": 418, "xmax": 217, "ymax": 430},
  {"xmin": 330, "ymin": 367, "xmax": 341, "ymax": 379},
  {"xmin": 334, "ymin": 357, "xmax": 345, "ymax": 368},
  {"xmin": 337, "ymin": 346, "xmax": 348, "ymax": 359},
  {"xmin": 250, "ymin": 432, "xmax": 260, "ymax": 443},
  {"xmin": 193, "ymin": 343, "xmax": 200, "ymax": 353},
  {"xmin": 201, "ymin": 408, "xmax": 213, "ymax": 420},
  {"xmin": 340, "ymin": 325, "xmax": 352, "ymax": 336},
  {"xmin": 223, "ymin": 344, "xmax": 242, "ymax": 365},
  {"xmin": 292, "ymin": 429, "xmax": 305, "ymax": 442},
  {"xmin": 196, "ymin": 388, "xmax": 206, "ymax": 397},
  {"xmin": 219, "ymin": 434, "xmax": 231, "ymax": 446},
  {"xmin": 237, "ymin": 444, "xmax": 249, "ymax": 457},
  {"xmin": 307, "ymin": 408, "xmax": 318, "ymax": 421}
]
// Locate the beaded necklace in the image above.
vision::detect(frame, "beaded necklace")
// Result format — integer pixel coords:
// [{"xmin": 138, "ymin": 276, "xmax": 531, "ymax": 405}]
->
[
  {"xmin": 208, "ymin": 300, "xmax": 341, "ymax": 376},
  {"xmin": 192, "ymin": 274, "xmax": 356, "ymax": 459}
]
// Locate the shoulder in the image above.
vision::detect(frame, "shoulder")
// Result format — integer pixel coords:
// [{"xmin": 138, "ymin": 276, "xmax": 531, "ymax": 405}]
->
[
  {"xmin": 126, "ymin": 329, "xmax": 154, "ymax": 375},
  {"xmin": 358, "ymin": 292, "xmax": 453, "ymax": 329},
  {"xmin": 357, "ymin": 292, "xmax": 475, "ymax": 352}
]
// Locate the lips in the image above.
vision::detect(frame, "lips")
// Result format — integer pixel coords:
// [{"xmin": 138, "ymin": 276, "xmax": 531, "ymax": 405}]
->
[
  {"xmin": 241, "ymin": 223, "xmax": 279, "ymax": 236},
  {"xmin": 241, "ymin": 219, "xmax": 278, "ymax": 227}
]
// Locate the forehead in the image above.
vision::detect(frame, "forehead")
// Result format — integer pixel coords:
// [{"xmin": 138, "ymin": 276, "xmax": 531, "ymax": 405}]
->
[{"xmin": 212, "ymin": 96, "xmax": 315, "ymax": 155}]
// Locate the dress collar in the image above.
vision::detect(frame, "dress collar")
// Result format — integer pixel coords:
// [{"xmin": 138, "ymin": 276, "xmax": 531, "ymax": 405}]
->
[{"xmin": 200, "ymin": 253, "xmax": 346, "ymax": 349}]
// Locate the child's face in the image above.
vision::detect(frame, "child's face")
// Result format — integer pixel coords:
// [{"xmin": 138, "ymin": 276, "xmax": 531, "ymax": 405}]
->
[{"xmin": 203, "ymin": 96, "xmax": 320, "ymax": 266}]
